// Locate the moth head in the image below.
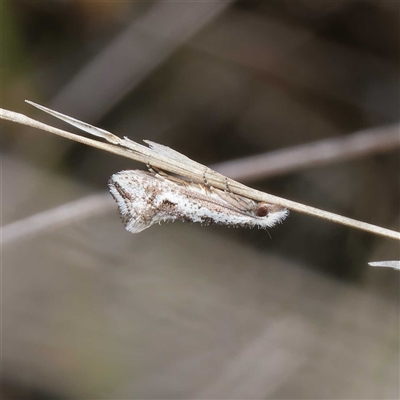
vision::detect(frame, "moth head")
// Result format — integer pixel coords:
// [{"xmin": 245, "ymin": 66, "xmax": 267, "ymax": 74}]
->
[{"xmin": 255, "ymin": 202, "xmax": 289, "ymax": 227}]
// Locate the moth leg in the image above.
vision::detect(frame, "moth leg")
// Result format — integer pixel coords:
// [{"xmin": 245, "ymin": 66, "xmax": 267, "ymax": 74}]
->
[
  {"xmin": 146, "ymin": 163, "xmax": 175, "ymax": 181},
  {"xmin": 164, "ymin": 174, "xmax": 190, "ymax": 186},
  {"xmin": 223, "ymin": 177, "xmax": 255, "ymax": 210},
  {"xmin": 233, "ymin": 192, "xmax": 254, "ymax": 209},
  {"xmin": 149, "ymin": 168, "xmax": 189, "ymax": 186},
  {"xmin": 145, "ymin": 161, "xmax": 188, "ymax": 186},
  {"xmin": 216, "ymin": 190, "xmax": 252, "ymax": 213},
  {"xmin": 203, "ymin": 167, "xmax": 211, "ymax": 187},
  {"xmin": 146, "ymin": 162, "xmax": 159, "ymax": 175},
  {"xmin": 224, "ymin": 177, "xmax": 232, "ymax": 193}
]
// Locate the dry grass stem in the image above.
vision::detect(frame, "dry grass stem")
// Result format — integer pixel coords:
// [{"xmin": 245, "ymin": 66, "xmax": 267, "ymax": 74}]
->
[
  {"xmin": 368, "ymin": 261, "xmax": 400, "ymax": 270},
  {"xmin": 1, "ymin": 103, "xmax": 399, "ymax": 242}
]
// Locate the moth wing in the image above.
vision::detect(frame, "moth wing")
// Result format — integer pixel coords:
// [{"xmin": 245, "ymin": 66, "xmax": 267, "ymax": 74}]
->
[
  {"xmin": 212, "ymin": 188, "xmax": 256, "ymax": 215},
  {"xmin": 124, "ymin": 218, "xmax": 152, "ymax": 234},
  {"xmin": 108, "ymin": 170, "xmax": 163, "ymax": 234}
]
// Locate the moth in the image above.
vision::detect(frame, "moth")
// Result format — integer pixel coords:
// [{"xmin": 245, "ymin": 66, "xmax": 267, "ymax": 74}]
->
[
  {"xmin": 25, "ymin": 101, "xmax": 289, "ymax": 234},
  {"xmin": 108, "ymin": 169, "xmax": 289, "ymax": 233}
]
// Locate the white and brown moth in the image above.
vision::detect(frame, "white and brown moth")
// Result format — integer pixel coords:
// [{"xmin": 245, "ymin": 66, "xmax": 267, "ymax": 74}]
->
[
  {"xmin": 108, "ymin": 170, "xmax": 289, "ymax": 233},
  {"xmin": 25, "ymin": 101, "xmax": 289, "ymax": 234}
]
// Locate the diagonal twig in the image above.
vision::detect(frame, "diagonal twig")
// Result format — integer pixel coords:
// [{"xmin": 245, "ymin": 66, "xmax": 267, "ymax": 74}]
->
[
  {"xmin": 1, "ymin": 104, "xmax": 399, "ymax": 242},
  {"xmin": 50, "ymin": 0, "xmax": 234, "ymax": 121}
]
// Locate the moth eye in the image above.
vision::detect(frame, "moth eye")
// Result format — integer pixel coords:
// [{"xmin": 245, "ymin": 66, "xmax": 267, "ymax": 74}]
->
[{"xmin": 256, "ymin": 204, "xmax": 269, "ymax": 217}]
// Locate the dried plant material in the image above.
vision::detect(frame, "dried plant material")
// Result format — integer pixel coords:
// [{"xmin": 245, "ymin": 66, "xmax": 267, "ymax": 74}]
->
[
  {"xmin": 109, "ymin": 170, "xmax": 289, "ymax": 233},
  {"xmin": 368, "ymin": 261, "xmax": 400, "ymax": 271},
  {"xmin": 1, "ymin": 102, "xmax": 399, "ymax": 242}
]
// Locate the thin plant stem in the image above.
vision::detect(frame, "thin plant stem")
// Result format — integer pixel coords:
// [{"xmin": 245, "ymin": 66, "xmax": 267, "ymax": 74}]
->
[{"xmin": 1, "ymin": 105, "xmax": 399, "ymax": 242}]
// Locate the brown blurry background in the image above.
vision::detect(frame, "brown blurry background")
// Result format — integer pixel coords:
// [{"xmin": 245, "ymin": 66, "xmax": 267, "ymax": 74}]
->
[{"xmin": 1, "ymin": 1, "xmax": 399, "ymax": 399}]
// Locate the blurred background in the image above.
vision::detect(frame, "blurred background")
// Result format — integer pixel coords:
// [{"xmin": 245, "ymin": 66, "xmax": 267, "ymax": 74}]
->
[{"xmin": 1, "ymin": 1, "xmax": 399, "ymax": 398}]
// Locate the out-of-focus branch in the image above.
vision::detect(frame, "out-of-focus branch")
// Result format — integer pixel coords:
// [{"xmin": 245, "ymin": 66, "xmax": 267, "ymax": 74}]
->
[
  {"xmin": 213, "ymin": 124, "xmax": 400, "ymax": 181},
  {"xmin": 50, "ymin": 0, "xmax": 233, "ymax": 122},
  {"xmin": 1, "ymin": 194, "xmax": 113, "ymax": 246}
]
